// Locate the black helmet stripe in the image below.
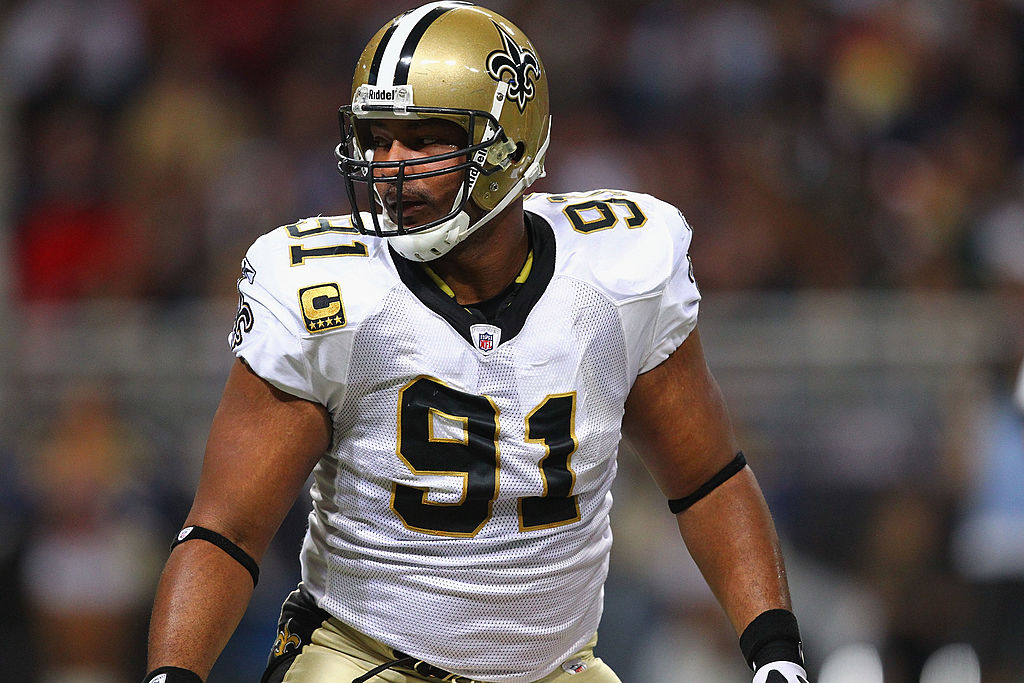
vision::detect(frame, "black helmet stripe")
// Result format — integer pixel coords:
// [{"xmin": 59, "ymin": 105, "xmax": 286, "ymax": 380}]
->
[
  {"xmin": 394, "ymin": 6, "xmax": 450, "ymax": 85},
  {"xmin": 367, "ymin": 21, "xmax": 399, "ymax": 86},
  {"xmin": 369, "ymin": 1, "xmax": 471, "ymax": 87}
]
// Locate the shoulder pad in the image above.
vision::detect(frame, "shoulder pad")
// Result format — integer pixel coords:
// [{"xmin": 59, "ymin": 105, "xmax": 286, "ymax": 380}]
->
[
  {"xmin": 238, "ymin": 216, "xmax": 394, "ymax": 336},
  {"xmin": 525, "ymin": 190, "xmax": 694, "ymax": 302}
]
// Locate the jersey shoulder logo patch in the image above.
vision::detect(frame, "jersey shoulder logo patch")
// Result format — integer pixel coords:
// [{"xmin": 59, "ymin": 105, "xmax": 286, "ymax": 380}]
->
[
  {"xmin": 230, "ymin": 290, "xmax": 254, "ymax": 349},
  {"xmin": 299, "ymin": 282, "xmax": 346, "ymax": 333},
  {"xmin": 241, "ymin": 256, "xmax": 257, "ymax": 284}
]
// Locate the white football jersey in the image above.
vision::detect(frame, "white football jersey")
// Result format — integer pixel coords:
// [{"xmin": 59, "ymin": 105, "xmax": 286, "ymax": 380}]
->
[{"xmin": 229, "ymin": 189, "xmax": 700, "ymax": 681}]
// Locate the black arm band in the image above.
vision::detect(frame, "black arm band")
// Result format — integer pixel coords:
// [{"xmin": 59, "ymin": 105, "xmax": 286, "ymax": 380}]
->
[
  {"xmin": 739, "ymin": 608, "xmax": 804, "ymax": 671},
  {"xmin": 170, "ymin": 525, "xmax": 260, "ymax": 587},
  {"xmin": 667, "ymin": 451, "xmax": 747, "ymax": 514},
  {"xmin": 143, "ymin": 666, "xmax": 204, "ymax": 683}
]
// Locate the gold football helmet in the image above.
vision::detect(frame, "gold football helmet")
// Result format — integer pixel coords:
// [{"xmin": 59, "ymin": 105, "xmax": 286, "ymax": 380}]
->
[{"xmin": 336, "ymin": 1, "xmax": 551, "ymax": 261}]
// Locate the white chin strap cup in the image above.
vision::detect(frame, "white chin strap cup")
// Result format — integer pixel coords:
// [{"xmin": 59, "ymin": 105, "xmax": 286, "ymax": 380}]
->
[{"xmin": 387, "ymin": 210, "xmax": 472, "ymax": 262}]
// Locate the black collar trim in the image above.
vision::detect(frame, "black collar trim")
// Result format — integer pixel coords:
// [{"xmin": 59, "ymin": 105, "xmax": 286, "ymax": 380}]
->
[{"xmin": 389, "ymin": 212, "xmax": 556, "ymax": 348}]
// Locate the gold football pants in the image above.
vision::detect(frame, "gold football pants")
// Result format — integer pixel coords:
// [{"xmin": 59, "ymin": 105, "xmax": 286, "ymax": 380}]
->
[{"xmin": 263, "ymin": 588, "xmax": 621, "ymax": 683}]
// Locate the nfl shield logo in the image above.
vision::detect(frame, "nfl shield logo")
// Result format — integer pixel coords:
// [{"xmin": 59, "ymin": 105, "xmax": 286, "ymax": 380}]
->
[{"xmin": 470, "ymin": 324, "xmax": 501, "ymax": 355}]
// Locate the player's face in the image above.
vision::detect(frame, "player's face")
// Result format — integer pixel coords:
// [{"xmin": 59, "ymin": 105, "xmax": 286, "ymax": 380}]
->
[{"xmin": 368, "ymin": 118, "xmax": 468, "ymax": 229}]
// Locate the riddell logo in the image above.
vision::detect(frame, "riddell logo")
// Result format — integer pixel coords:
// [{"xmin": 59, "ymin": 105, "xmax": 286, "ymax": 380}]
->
[{"xmin": 354, "ymin": 85, "xmax": 412, "ymax": 114}]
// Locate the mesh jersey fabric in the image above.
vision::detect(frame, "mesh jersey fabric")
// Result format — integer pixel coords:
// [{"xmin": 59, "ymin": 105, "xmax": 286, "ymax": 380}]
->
[{"xmin": 229, "ymin": 189, "xmax": 700, "ymax": 681}]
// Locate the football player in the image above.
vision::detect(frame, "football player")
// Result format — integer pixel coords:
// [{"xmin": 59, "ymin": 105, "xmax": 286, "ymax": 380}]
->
[{"xmin": 143, "ymin": 3, "xmax": 809, "ymax": 682}]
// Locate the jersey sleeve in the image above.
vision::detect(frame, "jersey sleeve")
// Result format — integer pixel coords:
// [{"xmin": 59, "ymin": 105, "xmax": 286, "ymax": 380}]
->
[
  {"xmin": 637, "ymin": 207, "xmax": 701, "ymax": 374},
  {"xmin": 227, "ymin": 237, "xmax": 320, "ymax": 404},
  {"xmin": 525, "ymin": 190, "xmax": 702, "ymax": 378}
]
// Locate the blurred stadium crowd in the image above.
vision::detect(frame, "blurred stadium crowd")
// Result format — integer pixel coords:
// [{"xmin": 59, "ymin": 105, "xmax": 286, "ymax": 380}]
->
[{"xmin": 1, "ymin": 1, "xmax": 1023, "ymax": 682}]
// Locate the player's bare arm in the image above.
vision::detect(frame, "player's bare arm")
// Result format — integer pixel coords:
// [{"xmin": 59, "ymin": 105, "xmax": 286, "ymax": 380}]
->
[
  {"xmin": 623, "ymin": 328, "xmax": 805, "ymax": 679},
  {"xmin": 146, "ymin": 359, "xmax": 330, "ymax": 679}
]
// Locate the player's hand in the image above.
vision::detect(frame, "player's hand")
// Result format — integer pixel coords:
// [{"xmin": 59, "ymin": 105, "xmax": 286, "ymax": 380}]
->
[{"xmin": 752, "ymin": 660, "xmax": 810, "ymax": 683}]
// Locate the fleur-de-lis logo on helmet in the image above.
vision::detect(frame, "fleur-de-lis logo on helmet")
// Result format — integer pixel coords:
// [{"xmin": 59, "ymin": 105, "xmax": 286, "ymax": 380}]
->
[{"xmin": 486, "ymin": 22, "xmax": 542, "ymax": 113}]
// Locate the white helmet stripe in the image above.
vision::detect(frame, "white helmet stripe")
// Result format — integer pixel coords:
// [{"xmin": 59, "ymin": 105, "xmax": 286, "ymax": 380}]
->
[{"xmin": 369, "ymin": 1, "xmax": 471, "ymax": 87}]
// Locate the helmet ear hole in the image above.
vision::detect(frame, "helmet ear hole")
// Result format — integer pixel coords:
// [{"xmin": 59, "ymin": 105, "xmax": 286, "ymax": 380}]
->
[{"xmin": 511, "ymin": 141, "xmax": 526, "ymax": 163}]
